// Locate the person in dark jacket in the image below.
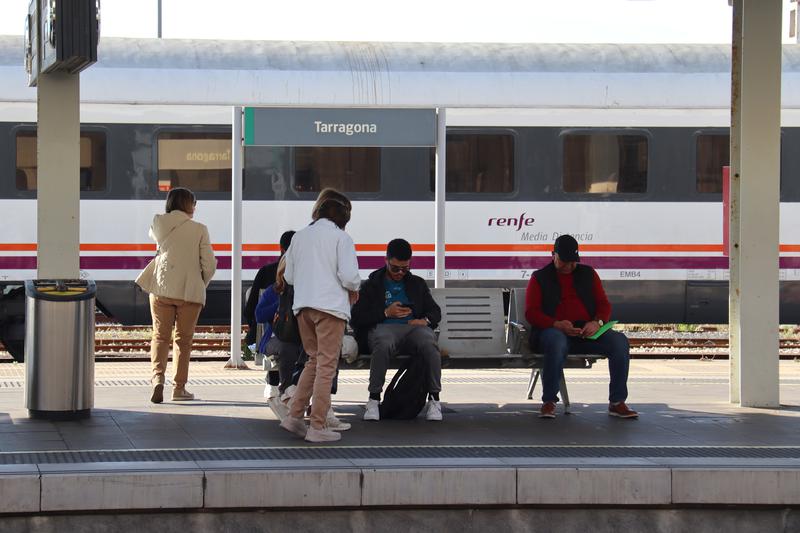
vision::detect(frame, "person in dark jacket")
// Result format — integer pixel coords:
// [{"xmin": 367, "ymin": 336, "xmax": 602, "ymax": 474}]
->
[
  {"xmin": 525, "ymin": 234, "xmax": 638, "ymax": 420},
  {"xmin": 350, "ymin": 238, "xmax": 443, "ymax": 422},
  {"xmin": 243, "ymin": 230, "xmax": 295, "ymax": 345}
]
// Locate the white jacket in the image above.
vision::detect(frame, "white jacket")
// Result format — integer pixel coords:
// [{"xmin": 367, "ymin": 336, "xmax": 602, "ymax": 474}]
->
[
  {"xmin": 284, "ymin": 218, "xmax": 361, "ymax": 321},
  {"xmin": 135, "ymin": 210, "xmax": 217, "ymax": 305}
]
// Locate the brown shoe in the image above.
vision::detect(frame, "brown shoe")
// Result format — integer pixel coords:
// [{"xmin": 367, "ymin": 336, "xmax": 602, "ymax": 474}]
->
[
  {"xmin": 608, "ymin": 402, "xmax": 638, "ymax": 419},
  {"xmin": 539, "ymin": 401, "xmax": 557, "ymax": 419},
  {"xmin": 150, "ymin": 384, "xmax": 164, "ymax": 404},
  {"xmin": 172, "ymin": 387, "xmax": 195, "ymax": 401}
]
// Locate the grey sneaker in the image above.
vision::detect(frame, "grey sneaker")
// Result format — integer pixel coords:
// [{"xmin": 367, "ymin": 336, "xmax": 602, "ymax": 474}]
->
[
  {"xmin": 150, "ymin": 384, "xmax": 164, "ymax": 404},
  {"xmin": 305, "ymin": 426, "xmax": 341, "ymax": 443},
  {"xmin": 269, "ymin": 396, "xmax": 290, "ymax": 421},
  {"xmin": 283, "ymin": 385, "xmax": 296, "ymax": 400},
  {"xmin": 171, "ymin": 387, "xmax": 195, "ymax": 401},
  {"xmin": 280, "ymin": 416, "xmax": 308, "ymax": 438},
  {"xmin": 363, "ymin": 399, "xmax": 380, "ymax": 421},
  {"xmin": 326, "ymin": 408, "xmax": 351, "ymax": 431},
  {"xmin": 425, "ymin": 400, "xmax": 443, "ymax": 421}
]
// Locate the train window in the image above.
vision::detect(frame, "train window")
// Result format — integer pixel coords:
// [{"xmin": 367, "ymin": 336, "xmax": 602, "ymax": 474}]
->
[
  {"xmin": 157, "ymin": 132, "xmax": 231, "ymax": 192},
  {"xmin": 563, "ymin": 134, "xmax": 648, "ymax": 193},
  {"xmin": 293, "ymin": 147, "xmax": 380, "ymax": 192},
  {"xmin": 15, "ymin": 130, "xmax": 107, "ymax": 191},
  {"xmin": 429, "ymin": 134, "xmax": 515, "ymax": 193},
  {"xmin": 696, "ymin": 134, "xmax": 729, "ymax": 193}
]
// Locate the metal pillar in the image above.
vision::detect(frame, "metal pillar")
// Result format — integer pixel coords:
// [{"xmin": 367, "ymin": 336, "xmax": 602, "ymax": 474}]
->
[
  {"xmin": 157, "ymin": 0, "xmax": 163, "ymax": 38},
  {"xmin": 434, "ymin": 108, "xmax": 446, "ymax": 288},
  {"xmin": 225, "ymin": 106, "xmax": 247, "ymax": 369},
  {"xmin": 729, "ymin": 0, "xmax": 782, "ymax": 407},
  {"xmin": 36, "ymin": 72, "xmax": 80, "ymax": 280}
]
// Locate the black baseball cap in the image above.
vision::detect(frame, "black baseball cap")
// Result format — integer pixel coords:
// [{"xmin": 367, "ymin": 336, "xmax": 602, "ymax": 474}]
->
[{"xmin": 554, "ymin": 234, "xmax": 580, "ymax": 262}]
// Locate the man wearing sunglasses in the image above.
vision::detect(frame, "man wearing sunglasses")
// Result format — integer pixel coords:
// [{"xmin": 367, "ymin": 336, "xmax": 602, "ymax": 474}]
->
[{"xmin": 351, "ymin": 238, "xmax": 443, "ymax": 421}]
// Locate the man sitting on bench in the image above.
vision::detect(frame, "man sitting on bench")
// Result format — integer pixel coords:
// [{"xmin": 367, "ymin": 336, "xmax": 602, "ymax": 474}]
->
[
  {"xmin": 350, "ymin": 238, "xmax": 443, "ymax": 421},
  {"xmin": 526, "ymin": 234, "xmax": 638, "ymax": 419}
]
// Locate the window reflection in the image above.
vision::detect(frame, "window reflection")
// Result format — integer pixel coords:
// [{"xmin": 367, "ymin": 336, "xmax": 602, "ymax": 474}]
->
[
  {"xmin": 16, "ymin": 130, "xmax": 107, "ymax": 191},
  {"xmin": 563, "ymin": 134, "xmax": 648, "ymax": 194},
  {"xmin": 157, "ymin": 132, "xmax": 231, "ymax": 192},
  {"xmin": 293, "ymin": 147, "xmax": 380, "ymax": 192}
]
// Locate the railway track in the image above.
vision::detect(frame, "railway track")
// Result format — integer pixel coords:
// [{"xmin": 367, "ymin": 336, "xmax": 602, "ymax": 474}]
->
[
  {"xmin": 3, "ymin": 326, "xmax": 800, "ymax": 360},
  {"xmin": 74, "ymin": 333, "xmax": 800, "ymax": 357}
]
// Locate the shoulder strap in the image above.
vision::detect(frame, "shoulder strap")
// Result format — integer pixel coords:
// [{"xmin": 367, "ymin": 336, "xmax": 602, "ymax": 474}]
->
[{"xmin": 155, "ymin": 218, "xmax": 192, "ymax": 254}]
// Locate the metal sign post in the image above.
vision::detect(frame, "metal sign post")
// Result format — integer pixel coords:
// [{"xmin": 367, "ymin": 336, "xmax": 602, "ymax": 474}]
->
[
  {"xmin": 226, "ymin": 107, "xmax": 246, "ymax": 369},
  {"xmin": 435, "ymin": 108, "xmax": 447, "ymax": 288}
]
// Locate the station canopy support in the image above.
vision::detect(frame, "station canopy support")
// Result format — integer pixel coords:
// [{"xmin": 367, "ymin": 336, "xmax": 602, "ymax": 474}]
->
[
  {"xmin": 728, "ymin": 0, "xmax": 781, "ymax": 407},
  {"xmin": 227, "ymin": 107, "xmax": 442, "ymax": 368}
]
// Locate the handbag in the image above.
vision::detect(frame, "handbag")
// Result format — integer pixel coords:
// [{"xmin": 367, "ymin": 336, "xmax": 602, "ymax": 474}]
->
[
  {"xmin": 272, "ymin": 284, "xmax": 302, "ymax": 344},
  {"xmin": 134, "ymin": 253, "xmax": 158, "ymax": 293}
]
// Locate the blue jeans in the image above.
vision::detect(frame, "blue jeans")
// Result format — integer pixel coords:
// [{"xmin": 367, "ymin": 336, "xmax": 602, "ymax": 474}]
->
[{"xmin": 531, "ymin": 328, "xmax": 630, "ymax": 404}]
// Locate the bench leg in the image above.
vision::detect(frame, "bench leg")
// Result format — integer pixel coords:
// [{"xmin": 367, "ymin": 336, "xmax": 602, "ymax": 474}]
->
[
  {"xmin": 527, "ymin": 368, "xmax": 540, "ymax": 400},
  {"xmin": 560, "ymin": 372, "xmax": 571, "ymax": 414}
]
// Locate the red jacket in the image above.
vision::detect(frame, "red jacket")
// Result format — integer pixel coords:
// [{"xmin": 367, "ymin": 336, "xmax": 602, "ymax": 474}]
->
[{"xmin": 525, "ymin": 266, "xmax": 611, "ymax": 329}]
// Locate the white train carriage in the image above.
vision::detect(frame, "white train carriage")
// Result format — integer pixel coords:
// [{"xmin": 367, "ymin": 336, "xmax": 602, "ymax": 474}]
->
[{"xmin": 1, "ymin": 36, "xmax": 800, "ymax": 333}]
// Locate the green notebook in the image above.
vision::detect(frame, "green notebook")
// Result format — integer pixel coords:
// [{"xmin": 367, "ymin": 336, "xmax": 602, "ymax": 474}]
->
[{"xmin": 587, "ymin": 320, "xmax": 618, "ymax": 340}]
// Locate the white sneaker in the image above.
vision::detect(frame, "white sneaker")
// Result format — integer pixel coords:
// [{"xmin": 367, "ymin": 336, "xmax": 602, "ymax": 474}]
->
[
  {"xmin": 283, "ymin": 385, "xmax": 296, "ymax": 400},
  {"xmin": 326, "ymin": 408, "xmax": 351, "ymax": 431},
  {"xmin": 363, "ymin": 399, "xmax": 380, "ymax": 421},
  {"xmin": 279, "ymin": 416, "xmax": 307, "ymax": 438},
  {"xmin": 269, "ymin": 396, "xmax": 290, "ymax": 421},
  {"xmin": 425, "ymin": 400, "xmax": 443, "ymax": 421},
  {"xmin": 305, "ymin": 426, "xmax": 341, "ymax": 443},
  {"xmin": 264, "ymin": 384, "xmax": 280, "ymax": 399}
]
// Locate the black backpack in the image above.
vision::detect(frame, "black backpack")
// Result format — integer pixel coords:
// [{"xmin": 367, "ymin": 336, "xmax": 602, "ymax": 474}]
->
[
  {"xmin": 379, "ymin": 355, "xmax": 429, "ymax": 420},
  {"xmin": 272, "ymin": 284, "xmax": 302, "ymax": 344}
]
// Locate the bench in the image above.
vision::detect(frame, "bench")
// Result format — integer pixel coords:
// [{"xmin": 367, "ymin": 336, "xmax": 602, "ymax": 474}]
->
[
  {"xmin": 252, "ymin": 284, "xmax": 603, "ymax": 412},
  {"xmin": 506, "ymin": 288, "xmax": 606, "ymax": 413},
  {"xmin": 347, "ymin": 288, "xmax": 507, "ymax": 366},
  {"xmin": 430, "ymin": 288, "xmax": 510, "ymax": 359}
]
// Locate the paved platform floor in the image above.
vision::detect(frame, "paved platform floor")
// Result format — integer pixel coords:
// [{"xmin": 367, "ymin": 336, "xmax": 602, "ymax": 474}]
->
[
  {"xmin": 0, "ymin": 359, "xmax": 799, "ymax": 454},
  {"xmin": 2, "ymin": 359, "xmax": 800, "ymax": 518}
]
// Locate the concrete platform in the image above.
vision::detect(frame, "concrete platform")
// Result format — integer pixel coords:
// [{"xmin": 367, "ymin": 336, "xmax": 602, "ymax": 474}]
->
[{"xmin": 0, "ymin": 359, "xmax": 799, "ymax": 520}]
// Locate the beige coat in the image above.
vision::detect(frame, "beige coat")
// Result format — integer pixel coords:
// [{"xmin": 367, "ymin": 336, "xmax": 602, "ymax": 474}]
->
[{"xmin": 135, "ymin": 210, "xmax": 217, "ymax": 305}]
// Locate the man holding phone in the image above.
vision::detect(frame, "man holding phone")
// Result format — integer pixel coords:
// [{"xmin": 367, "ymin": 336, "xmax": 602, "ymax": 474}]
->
[
  {"xmin": 351, "ymin": 238, "xmax": 443, "ymax": 421},
  {"xmin": 525, "ymin": 234, "xmax": 638, "ymax": 420}
]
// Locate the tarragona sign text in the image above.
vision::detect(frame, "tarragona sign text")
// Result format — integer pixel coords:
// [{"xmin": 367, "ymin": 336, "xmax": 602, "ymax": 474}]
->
[{"xmin": 314, "ymin": 121, "xmax": 378, "ymax": 135}]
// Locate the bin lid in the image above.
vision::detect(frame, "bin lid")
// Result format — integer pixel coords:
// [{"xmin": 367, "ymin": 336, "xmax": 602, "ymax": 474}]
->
[{"xmin": 24, "ymin": 279, "xmax": 96, "ymax": 301}]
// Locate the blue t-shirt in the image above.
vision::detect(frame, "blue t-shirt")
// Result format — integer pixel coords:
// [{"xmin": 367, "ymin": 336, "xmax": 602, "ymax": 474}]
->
[{"xmin": 383, "ymin": 277, "xmax": 411, "ymax": 324}]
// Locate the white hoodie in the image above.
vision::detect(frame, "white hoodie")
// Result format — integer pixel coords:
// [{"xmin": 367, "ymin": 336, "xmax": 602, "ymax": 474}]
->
[{"xmin": 135, "ymin": 210, "xmax": 217, "ymax": 305}]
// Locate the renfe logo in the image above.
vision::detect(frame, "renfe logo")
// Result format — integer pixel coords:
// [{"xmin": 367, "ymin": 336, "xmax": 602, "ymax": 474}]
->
[{"xmin": 488, "ymin": 213, "xmax": 535, "ymax": 231}]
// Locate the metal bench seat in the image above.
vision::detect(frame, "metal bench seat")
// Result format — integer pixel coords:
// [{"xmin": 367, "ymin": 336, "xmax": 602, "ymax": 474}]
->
[{"xmin": 430, "ymin": 288, "xmax": 510, "ymax": 359}]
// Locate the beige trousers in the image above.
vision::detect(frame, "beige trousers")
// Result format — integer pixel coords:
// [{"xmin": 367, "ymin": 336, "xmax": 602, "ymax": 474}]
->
[
  {"xmin": 289, "ymin": 308, "xmax": 345, "ymax": 429},
  {"xmin": 149, "ymin": 294, "xmax": 203, "ymax": 388}
]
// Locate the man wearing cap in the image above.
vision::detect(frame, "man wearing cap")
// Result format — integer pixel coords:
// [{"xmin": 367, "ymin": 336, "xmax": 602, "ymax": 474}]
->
[{"xmin": 525, "ymin": 234, "xmax": 638, "ymax": 419}]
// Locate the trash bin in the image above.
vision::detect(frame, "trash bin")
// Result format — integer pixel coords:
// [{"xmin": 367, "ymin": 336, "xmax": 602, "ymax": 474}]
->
[{"xmin": 24, "ymin": 279, "xmax": 95, "ymax": 419}]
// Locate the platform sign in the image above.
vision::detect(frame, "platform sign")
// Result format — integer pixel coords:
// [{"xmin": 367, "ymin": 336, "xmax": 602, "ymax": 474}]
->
[{"xmin": 244, "ymin": 107, "xmax": 437, "ymax": 147}]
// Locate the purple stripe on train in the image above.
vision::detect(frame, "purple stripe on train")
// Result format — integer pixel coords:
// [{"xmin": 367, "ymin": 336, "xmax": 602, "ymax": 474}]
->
[{"xmin": 3, "ymin": 255, "xmax": 800, "ymax": 270}]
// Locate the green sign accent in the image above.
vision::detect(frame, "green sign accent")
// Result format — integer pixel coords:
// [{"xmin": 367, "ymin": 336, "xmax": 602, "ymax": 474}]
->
[{"xmin": 244, "ymin": 107, "xmax": 255, "ymax": 146}]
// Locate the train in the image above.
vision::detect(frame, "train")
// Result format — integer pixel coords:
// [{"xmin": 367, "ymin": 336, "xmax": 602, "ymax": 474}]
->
[{"xmin": 2, "ymin": 36, "xmax": 800, "ymax": 359}]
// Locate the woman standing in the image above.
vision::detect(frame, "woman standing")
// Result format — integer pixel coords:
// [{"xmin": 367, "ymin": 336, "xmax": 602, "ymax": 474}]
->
[
  {"xmin": 280, "ymin": 188, "xmax": 361, "ymax": 443},
  {"xmin": 136, "ymin": 187, "xmax": 217, "ymax": 403}
]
